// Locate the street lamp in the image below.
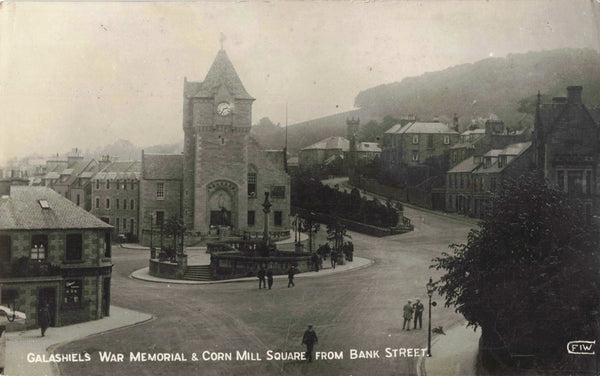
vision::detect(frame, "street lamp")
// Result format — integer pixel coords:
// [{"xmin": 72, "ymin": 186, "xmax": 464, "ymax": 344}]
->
[{"xmin": 426, "ymin": 277, "xmax": 436, "ymax": 357}]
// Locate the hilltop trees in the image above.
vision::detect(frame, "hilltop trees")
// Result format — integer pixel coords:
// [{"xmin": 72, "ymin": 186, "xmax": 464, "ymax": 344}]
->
[{"xmin": 431, "ymin": 173, "xmax": 600, "ymax": 371}]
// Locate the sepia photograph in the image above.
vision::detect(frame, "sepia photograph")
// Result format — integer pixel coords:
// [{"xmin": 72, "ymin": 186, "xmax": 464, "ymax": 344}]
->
[{"xmin": 1, "ymin": 1, "xmax": 600, "ymax": 375}]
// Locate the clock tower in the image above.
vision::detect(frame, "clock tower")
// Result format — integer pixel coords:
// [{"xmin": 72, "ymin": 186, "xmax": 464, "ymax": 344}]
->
[{"xmin": 182, "ymin": 49, "xmax": 255, "ymax": 234}]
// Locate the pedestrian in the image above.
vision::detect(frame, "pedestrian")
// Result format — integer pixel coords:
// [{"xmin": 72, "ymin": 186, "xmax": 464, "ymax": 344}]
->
[
  {"xmin": 266, "ymin": 268, "xmax": 274, "ymax": 289},
  {"xmin": 402, "ymin": 300, "xmax": 414, "ymax": 331},
  {"xmin": 413, "ymin": 299, "xmax": 424, "ymax": 329},
  {"xmin": 331, "ymin": 251, "xmax": 337, "ymax": 269},
  {"xmin": 302, "ymin": 325, "xmax": 318, "ymax": 362},
  {"xmin": 39, "ymin": 303, "xmax": 50, "ymax": 337},
  {"xmin": 311, "ymin": 253, "xmax": 320, "ymax": 272},
  {"xmin": 287, "ymin": 265, "xmax": 295, "ymax": 287},
  {"xmin": 257, "ymin": 267, "xmax": 266, "ymax": 289}
]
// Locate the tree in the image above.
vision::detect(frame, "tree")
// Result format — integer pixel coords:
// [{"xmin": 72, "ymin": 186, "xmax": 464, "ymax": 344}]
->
[
  {"xmin": 326, "ymin": 220, "xmax": 351, "ymax": 254},
  {"xmin": 431, "ymin": 173, "xmax": 600, "ymax": 370}
]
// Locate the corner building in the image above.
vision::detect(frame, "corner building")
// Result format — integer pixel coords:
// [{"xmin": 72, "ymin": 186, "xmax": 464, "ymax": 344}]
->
[{"xmin": 142, "ymin": 49, "xmax": 290, "ymax": 244}]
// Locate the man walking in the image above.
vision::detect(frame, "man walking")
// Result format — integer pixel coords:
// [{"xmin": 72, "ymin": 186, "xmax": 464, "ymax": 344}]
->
[
  {"xmin": 402, "ymin": 300, "xmax": 413, "ymax": 331},
  {"xmin": 413, "ymin": 299, "xmax": 424, "ymax": 329},
  {"xmin": 39, "ymin": 303, "xmax": 51, "ymax": 337},
  {"xmin": 287, "ymin": 266, "xmax": 296, "ymax": 287},
  {"xmin": 257, "ymin": 267, "xmax": 266, "ymax": 289},
  {"xmin": 302, "ymin": 325, "xmax": 318, "ymax": 362},
  {"xmin": 266, "ymin": 269, "xmax": 274, "ymax": 290},
  {"xmin": 311, "ymin": 253, "xmax": 320, "ymax": 272}
]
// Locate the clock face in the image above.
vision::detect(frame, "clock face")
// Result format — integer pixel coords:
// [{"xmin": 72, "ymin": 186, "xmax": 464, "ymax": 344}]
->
[{"xmin": 216, "ymin": 102, "xmax": 231, "ymax": 116}]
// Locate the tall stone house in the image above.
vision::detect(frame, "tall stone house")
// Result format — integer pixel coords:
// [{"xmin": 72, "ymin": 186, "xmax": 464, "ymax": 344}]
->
[
  {"xmin": 0, "ymin": 186, "xmax": 113, "ymax": 329},
  {"xmin": 90, "ymin": 159, "xmax": 141, "ymax": 240},
  {"xmin": 533, "ymin": 86, "xmax": 600, "ymax": 224},
  {"xmin": 139, "ymin": 49, "xmax": 290, "ymax": 245}
]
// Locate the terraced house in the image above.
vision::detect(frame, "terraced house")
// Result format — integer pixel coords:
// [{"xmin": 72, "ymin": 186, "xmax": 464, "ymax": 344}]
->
[{"xmin": 0, "ymin": 186, "xmax": 113, "ymax": 330}]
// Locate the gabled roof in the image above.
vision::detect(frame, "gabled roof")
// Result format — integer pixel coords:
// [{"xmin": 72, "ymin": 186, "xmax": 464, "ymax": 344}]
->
[
  {"xmin": 385, "ymin": 122, "xmax": 459, "ymax": 135},
  {"xmin": 142, "ymin": 154, "xmax": 183, "ymax": 180},
  {"xmin": 301, "ymin": 137, "xmax": 350, "ymax": 151},
  {"xmin": 0, "ymin": 186, "xmax": 112, "ymax": 230},
  {"xmin": 448, "ymin": 156, "xmax": 481, "ymax": 173},
  {"xmin": 191, "ymin": 50, "xmax": 254, "ymax": 100},
  {"xmin": 474, "ymin": 142, "xmax": 532, "ymax": 174}
]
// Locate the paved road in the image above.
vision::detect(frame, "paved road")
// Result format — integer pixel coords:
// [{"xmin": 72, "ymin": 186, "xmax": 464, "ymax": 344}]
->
[{"xmin": 58, "ymin": 199, "xmax": 474, "ymax": 376}]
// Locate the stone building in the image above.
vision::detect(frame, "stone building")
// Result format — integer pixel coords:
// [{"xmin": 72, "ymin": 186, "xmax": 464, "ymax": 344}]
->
[
  {"xmin": 90, "ymin": 159, "xmax": 141, "ymax": 240},
  {"xmin": 139, "ymin": 49, "xmax": 290, "ymax": 245},
  {"xmin": 449, "ymin": 120, "xmax": 529, "ymax": 168},
  {"xmin": 298, "ymin": 136, "xmax": 350, "ymax": 169},
  {"xmin": 533, "ymin": 86, "xmax": 600, "ymax": 224},
  {"xmin": 381, "ymin": 121, "xmax": 460, "ymax": 168},
  {"xmin": 0, "ymin": 186, "xmax": 113, "ymax": 329},
  {"xmin": 446, "ymin": 142, "xmax": 532, "ymax": 217}
]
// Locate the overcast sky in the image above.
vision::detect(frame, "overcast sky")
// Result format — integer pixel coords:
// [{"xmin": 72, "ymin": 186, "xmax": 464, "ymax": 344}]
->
[{"xmin": 1, "ymin": 0, "xmax": 599, "ymax": 165}]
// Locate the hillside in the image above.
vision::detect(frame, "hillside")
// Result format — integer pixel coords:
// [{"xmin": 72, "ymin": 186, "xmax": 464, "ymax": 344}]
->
[{"xmin": 354, "ymin": 48, "xmax": 600, "ymax": 129}]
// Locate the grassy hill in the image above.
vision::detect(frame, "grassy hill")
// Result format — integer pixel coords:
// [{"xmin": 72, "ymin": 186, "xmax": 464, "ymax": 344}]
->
[{"xmin": 354, "ymin": 48, "xmax": 600, "ymax": 129}]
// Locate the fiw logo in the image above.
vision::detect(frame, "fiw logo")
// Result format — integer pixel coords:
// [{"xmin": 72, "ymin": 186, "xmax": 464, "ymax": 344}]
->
[{"xmin": 567, "ymin": 340, "xmax": 596, "ymax": 355}]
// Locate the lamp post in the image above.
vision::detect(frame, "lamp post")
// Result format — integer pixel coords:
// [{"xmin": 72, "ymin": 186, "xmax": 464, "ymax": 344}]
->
[
  {"xmin": 426, "ymin": 277, "xmax": 435, "ymax": 357},
  {"xmin": 262, "ymin": 192, "xmax": 272, "ymax": 245}
]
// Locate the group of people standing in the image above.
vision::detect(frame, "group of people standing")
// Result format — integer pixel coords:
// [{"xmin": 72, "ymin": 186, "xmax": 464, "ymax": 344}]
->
[
  {"xmin": 402, "ymin": 299, "xmax": 424, "ymax": 331},
  {"xmin": 257, "ymin": 265, "xmax": 298, "ymax": 289}
]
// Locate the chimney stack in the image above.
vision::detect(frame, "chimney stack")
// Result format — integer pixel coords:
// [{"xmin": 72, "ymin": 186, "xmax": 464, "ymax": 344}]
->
[{"xmin": 567, "ymin": 86, "xmax": 583, "ymax": 104}]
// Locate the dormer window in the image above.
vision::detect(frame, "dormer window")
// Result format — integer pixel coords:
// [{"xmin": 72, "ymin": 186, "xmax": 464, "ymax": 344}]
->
[
  {"xmin": 38, "ymin": 200, "xmax": 50, "ymax": 209},
  {"xmin": 484, "ymin": 157, "xmax": 491, "ymax": 169}
]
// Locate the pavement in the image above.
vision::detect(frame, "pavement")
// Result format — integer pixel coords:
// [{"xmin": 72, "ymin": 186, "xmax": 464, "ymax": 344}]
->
[
  {"xmin": 3, "ymin": 243, "xmax": 373, "ymax": 376},
  {"xmin": 4, "ymin": 306, "xmax": 153, "ymax": 376},
  {"xmin": 417, "ymin": 321, "xmax": 481, "ymax": 376}
]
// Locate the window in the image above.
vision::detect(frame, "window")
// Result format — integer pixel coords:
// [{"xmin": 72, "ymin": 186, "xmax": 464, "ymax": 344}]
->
[
  {"xmin": 130, "ymin": 219, "xmax": 134, "ymax": 235},
  {"xmin": 123, "ymin": 200, "xmax": 127, "ymax": 210},
  {"xmin": 76, "ymin": 194, "xmax": 80, "ymax": 206},
  {"xmin": 412, "ymin": 135, "xmax": 419, "ymax": 144},
  {"xmin": 484, "ymin": 157, "xmax": 491, "ymax": 169},
  {"xmin": 130, "ymin": 200, "xmax": 135, "ymax": 210},
  {"xmin": 490, "ymin": 177, "xmax": 497, "ymax": 192},
  {"xmin": 66, "ymin": 234, "xmax": 82, "ymax": 260},
  {"xmin": 248, "ymin": 173, "xmax": 257, "ymax": 198},
  {"xmin": 31, "ymin": 234, "xmax": 48, "ymax": 260},
  {"xmin": 96, "ymin": 198, "xmax": 100, "ymax": 209},
  {"xmin": 106, "ymin": 198, "xmax": 110, "ymax": 209},
  {"xmin": 444, "ymin": 135, "xmax": 450, "ymax": 145},
  {"xmin": 96, "ymin": 180, "xmax": 99, "ymax": 190},
  {"xmin": 38, "ymin": 200, "xmax": 50, "ymax": 209},
  {"xmin": 567, "ymin": 170, "xmax": 585, "ymax": 194},
  {"xmin": 271, "ymin": 186, "xmax": 285, "ymax": 199},
  {"xmin": 123, "ymin": 181, "xmax": 127, "ymax": 190},
  {"xmin": 274, "ymin": 211, "xmax": 283, "ymax": 226},
  {"xmin": 105, "ymin": 232, "xmax": 111, "ymax": 258},
  {"xmin": 64, "ymin": 279, "xmax": 82, "ymax": 306},
  {"xmin": 156, "ymin": 183, "xmax": 165, "ymax": 200},
  {"xmin": 116, "ymin": 199, "xmax": 120, "ymax": 209},
  {"xmin": 248, "ymin": 211, "xmax": 255, "ymax": 226},
  {"xmin": 0, "ymin": 235, "xmax": 11, "ymax": 265},
  {"xmin": 412, "ymin": 150, "xmax": 419, "ymax": 162},
  {"xmin": 116, "ymin": 180, "xmax": 120, "ymax": 190},
  {"xmin": 123, "ymin": 218, "xmax": 126, "ymax": 230},
  {"xmin": 131, "ymin": 182, "xmax": 134, "ymax": 190},
  {"xmin": 155, "ymin": 211, "xmax": 164, "ymax": 227},
  {"xmin": 427, "ymin": 134, "xmax": 433, "ymax": 148},
  {"xmin": 116, "ymin": 218, "xmax": 120, "ymax": 232},
  {"xmin": 106, "ymin": 180, "xmax": 110, "ymax": 189}
]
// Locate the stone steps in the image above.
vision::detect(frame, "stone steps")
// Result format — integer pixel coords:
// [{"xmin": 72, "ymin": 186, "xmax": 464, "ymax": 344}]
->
[{"xmin": 183, "ymin": 265, "xmax": 214, "ymax": 281}]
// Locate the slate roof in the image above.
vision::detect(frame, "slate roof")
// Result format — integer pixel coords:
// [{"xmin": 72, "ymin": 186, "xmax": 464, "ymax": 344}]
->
[
  {"xmin": 94, "ymin": 161, "xmax": 142, "ymax": 181},
  {"xmin": 0, "ymin": 186, "xmax": 112, "ymax": 230},
  {"xmin": 142, "ymin": 154, "xmax": 183, "ymax": 180},
  {"xmin": 301, "ymin": 137, "xmax": 350, "ymax": 151},
  {"xmin": 448, "ymin": 157, "xmax": 481, "ymax": 174},
  {"xmin": 191, "ymin": 50, "xmax": 254, "ymax": 100},
  {"xmin": 385, "ymin": 122, "xmax": 459, "ymax": 135},
  {"xmin": 474, "ymin": 142, "xmax": 532, "ymax": 174}
]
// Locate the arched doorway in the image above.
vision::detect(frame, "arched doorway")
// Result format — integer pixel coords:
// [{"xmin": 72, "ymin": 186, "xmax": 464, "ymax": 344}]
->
[{"xmin": 206, "ymin": 180, "xmax": 238, "ymax": 230}]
